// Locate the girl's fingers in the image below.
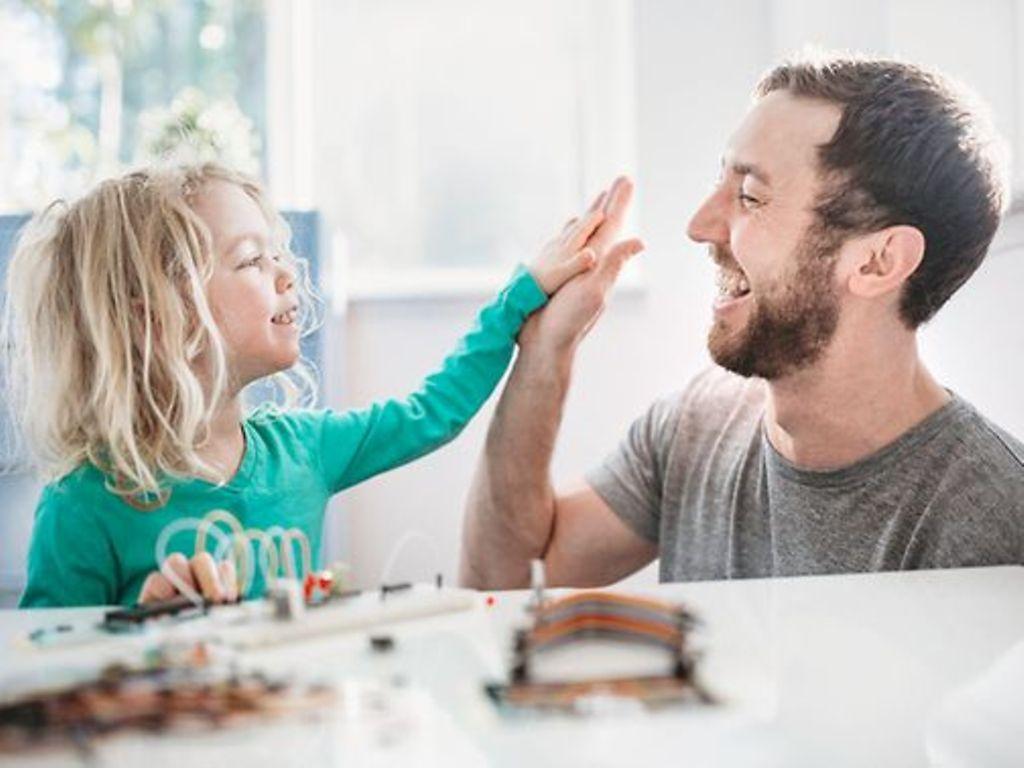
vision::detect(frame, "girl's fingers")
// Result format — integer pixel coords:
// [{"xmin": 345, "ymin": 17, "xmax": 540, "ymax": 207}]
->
[
  {"xmin": 542, "ymin": 248, "xmax": 596, "ymax": 294},
  {"xmin": 566, "ymin": 248, "xmax": 597, "ymax": 279},
  {"xmin": 559, "ymin": 187, "xmax": 607, "ymax": 244},
  {"xmin": 191, "ymin": 552, "xmax": 225, "ymax": 603},
  {"xmin": 139, "ymin": 572, "xmax": 176, "ymax": 604},
  {"xmin": 163, "ymin": 552, "xmax": 197, "ymax": 592},
  {"xmin": 148, "ymin": 553, "xmax": 237, "ymax": 604},
  {"xmin": 218, "ymin": 558, "xmax": 239, "ymax": 603},
  {"xmin": 563, "ymin": 206, "xmax": 606, "ymax": 251}
]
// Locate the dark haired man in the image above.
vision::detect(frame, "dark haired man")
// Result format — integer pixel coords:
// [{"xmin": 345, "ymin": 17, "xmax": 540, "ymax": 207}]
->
[{"xmin": 460, "ymin": 56, "xmax": 1024, "ymax": 588}]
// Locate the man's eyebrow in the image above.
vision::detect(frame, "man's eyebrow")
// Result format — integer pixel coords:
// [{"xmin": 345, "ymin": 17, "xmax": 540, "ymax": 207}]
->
[{"xmin": 720, "ymin": 158, "xmax": 772, "ymax": 187}]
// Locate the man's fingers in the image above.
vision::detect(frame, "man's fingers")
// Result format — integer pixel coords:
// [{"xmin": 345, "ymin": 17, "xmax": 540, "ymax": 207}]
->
[
  {"xmin": 596, "ymin": 238, "xmax": 645, "ymax": 286},
  {"xmin": 607, "ymin": 237, "xmax": 645, "ymax": 266},
  {"xmin": 587, "ymin": 176, "xmax": 635, "ymax": 253},
  {"xmin": 139, "ymin": 572, "xmax": 177, "ymax": 604},
  {"xmin": 218, "ymin": 559, "xmax": 239, "ymax": 603},
  {"xmin": 191, "ymin": 552, "xmax": 225, "ymax": 603},
  {"xmin": 588, "ymin": 190, "xmax": 607, "ymax": 213},
  {"xmin": 563, "ymin": 206, "xmax": 606, "ymax": 251},
  {"xmin": 601, "ymin": 176, "xmax": 634, "ymax": 229}
]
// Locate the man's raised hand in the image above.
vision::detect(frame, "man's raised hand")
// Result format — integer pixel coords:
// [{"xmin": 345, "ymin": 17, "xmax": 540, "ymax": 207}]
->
[{"xmin": 523, "ymin": 176, "xmax": 644, "ymax": 352}]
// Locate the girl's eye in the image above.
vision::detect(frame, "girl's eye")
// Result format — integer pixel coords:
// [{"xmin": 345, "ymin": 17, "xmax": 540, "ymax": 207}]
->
[{"xmin": 240, "ymin": 253, "xmax": 264, "ymax": 268}]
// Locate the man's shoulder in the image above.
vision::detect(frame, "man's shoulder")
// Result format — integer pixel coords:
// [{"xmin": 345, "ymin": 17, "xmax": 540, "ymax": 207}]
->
[
  {"xmin": 940, "ymin": 397, "xmax": 1024, "ymax": 501},
  {"xmin": 675, "ymin": 365, "xmax": 767, "ymax": 430},
  {"xmin": 905, "ymin": 399, "xmax": 1024, "ymax": 565},
  {"xmin": 956, "ymin": 401, "xmax": 1024, "ymax": 468},
  {"xmin": 632, "ymin": 366, "xmax": 766, "ymax": 453},
  {"xmin": 912, "ymin": 398, "xmax": 1024, "ymax": 552}
]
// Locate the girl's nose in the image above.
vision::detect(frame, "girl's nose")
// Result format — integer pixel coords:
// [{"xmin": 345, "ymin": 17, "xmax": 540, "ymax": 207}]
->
[{"xmin": 275, "ymin": 260, "xmax": 296, "ymax": 293}]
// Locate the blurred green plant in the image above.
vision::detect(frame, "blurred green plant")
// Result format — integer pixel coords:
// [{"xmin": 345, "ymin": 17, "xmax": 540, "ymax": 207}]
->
[
  {"xmin": 1, "ymin": 0, "xmax": 264, "ymax": 210},
  {"xmin": 20, "ymin": 0, "xmax": 177, "ymax": 176},
  {"xmin": 137, "ymin": 87, "xmax": 260, "ymax": 173}
]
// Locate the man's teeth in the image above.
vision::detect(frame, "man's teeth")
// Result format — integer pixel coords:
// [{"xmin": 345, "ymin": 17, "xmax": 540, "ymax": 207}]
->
[
  {"xmin": 271, "ymin": 308, "xmax": 297, "ymax": 325},
  {"xmin": 717, "ymin": 271, "xmax": 751, "ymax": 298}
]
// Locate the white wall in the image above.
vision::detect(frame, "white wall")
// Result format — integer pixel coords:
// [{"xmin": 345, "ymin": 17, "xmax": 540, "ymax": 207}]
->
[{"xmin": 3, "ymin": 0, "xmax": 1023, "ymax": 599}]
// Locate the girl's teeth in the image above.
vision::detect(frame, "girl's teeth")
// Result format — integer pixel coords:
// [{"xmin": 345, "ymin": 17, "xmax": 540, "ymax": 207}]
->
[{"xmin": 272, "ymin": 310, "xmax": 296, "ymax": 325}]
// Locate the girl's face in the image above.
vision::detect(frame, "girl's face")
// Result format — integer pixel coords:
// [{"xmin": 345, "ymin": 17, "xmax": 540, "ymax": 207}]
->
[{"xmin": 193, "ymin": 179, "xmax": 300, "ymax": 387}]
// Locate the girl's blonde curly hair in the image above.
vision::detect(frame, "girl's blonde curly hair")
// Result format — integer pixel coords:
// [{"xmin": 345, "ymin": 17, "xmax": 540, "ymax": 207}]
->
[{"xmin": 2, "ymin": 162, "xmax": 321, "ymax": 507}]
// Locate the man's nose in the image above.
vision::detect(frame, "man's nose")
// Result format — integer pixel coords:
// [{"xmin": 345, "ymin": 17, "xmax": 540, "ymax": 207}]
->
[{"xmin": 686, "ymin": 187, "xmax": 729, "ymax": 245}]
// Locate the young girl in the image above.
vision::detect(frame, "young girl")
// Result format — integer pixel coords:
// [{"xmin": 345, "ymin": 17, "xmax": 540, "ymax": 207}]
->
[{"xmin": 6, "ymin": 163, "xmax": 637, "ymax": 607}]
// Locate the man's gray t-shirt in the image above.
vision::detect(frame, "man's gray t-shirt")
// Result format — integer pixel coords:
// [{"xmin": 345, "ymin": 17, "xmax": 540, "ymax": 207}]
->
[{"xmin": 586, "ymin": 367, "xmax": 1024, "ymax": 582}]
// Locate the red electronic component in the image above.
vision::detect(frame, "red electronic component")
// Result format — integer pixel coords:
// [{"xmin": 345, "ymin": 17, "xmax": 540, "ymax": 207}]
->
[
  {"xmin": 303, "ymin": 573, "xmax": 317, "ymax": 601},
  {"xmin": 303, "ymin": 570, "xmax": 337, "ymax": 603}
]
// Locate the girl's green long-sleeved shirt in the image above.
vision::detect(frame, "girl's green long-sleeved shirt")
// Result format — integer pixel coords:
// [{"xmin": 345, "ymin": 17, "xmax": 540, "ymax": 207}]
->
[{"xmin": 20, "ymin": 266, "xmax": 546, "ymax": 608}]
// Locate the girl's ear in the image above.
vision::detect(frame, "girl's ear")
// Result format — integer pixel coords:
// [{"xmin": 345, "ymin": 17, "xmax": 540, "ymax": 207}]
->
[{"xmin": 846, "ymin": 225, "xmax": 925, "ymax": 300}]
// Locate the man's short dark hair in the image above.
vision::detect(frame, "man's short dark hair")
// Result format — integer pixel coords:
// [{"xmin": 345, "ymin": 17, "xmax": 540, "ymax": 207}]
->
[{"xmin": 756, "ymin": 54, "xmax": 1007, "ymax": 328}]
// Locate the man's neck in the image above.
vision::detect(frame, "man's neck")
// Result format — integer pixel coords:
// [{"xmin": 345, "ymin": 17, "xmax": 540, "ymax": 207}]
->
[{"xmin": 763, "ymin": 327, "xmax": 950, "ymax": 470}]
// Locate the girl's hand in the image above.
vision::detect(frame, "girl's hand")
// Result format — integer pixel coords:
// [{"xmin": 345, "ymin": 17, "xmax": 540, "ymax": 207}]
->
[
  {"xmin": 527, "ymin": 188, "xmax": 613, "ymax": 295},
  {"xmin": 139, "ymin": 552, "xmax": 239, "ymax": 604}
]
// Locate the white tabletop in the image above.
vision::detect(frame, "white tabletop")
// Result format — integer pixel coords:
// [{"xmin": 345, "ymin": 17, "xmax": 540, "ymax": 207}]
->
[{"xmin": 2, "ymin": 565, "xmax": 1023, "ymax": 768}]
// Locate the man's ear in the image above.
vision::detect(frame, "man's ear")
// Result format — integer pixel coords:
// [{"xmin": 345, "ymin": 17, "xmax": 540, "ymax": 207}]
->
[{"xmin": 846, "ymin": 225, "xmax": 925, "ymax": 300}]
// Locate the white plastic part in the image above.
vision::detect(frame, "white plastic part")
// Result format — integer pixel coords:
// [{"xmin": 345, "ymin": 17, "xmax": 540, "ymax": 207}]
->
[
  {"xmin": 530, "ymin": 558, "xmax": 546, "ymax": 608},
  {"xmin": 269, "ymin": 578, "xmax": 305, "ymax": 621}
]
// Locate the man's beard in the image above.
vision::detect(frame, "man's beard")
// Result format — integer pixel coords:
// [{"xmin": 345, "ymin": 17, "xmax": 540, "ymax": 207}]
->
[{"xmin": 707, "ymin": 229, "xmax": 841, "ymax": 380}]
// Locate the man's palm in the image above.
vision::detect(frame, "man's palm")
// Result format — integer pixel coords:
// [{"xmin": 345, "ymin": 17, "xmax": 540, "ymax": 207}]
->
[{"xmin": 522, "ymin": 177, "xmax": 643, "ymax": 352}]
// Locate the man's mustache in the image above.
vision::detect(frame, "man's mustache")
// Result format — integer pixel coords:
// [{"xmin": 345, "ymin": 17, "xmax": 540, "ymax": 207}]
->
[{"xmin": 708, "ymin": 244, "xmax": 743, "ymax": 272}]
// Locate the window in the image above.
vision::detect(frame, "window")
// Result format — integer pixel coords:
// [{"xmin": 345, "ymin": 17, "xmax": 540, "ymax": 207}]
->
[
  {"xmin": 299, "ymin": 0, "xmax": 637, "ymax": 297},
  {"xmin": 2, "ymin": 0, "xmax": 639, "ymax": 295},
  {"xmin": 0, "ymin": 0, "xmax": 266, "ymax": 212}
]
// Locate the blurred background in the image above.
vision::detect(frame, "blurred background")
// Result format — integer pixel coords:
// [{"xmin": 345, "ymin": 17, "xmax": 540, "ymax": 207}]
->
[{"xmin": 1, "ymin": 0, "xmax": 1023, "ymax": 603}]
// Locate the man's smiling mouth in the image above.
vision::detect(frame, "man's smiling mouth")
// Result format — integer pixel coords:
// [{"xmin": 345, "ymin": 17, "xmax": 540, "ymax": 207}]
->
[
  {"xmin": 716, "ymin": 267, "xmax": 751, "ymax": 299},
  {"xmin": 710, "ymin": 245, "xmax": 752, "ymax": 300}
]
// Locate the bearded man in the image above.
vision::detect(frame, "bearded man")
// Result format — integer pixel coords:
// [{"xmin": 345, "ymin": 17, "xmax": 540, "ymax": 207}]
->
[{"xmin": 460, "ymin": 55, "xmax": 1024, "ymax": 588}]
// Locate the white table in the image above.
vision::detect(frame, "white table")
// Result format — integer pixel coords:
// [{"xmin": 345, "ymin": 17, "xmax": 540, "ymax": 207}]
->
[{"xmin": 2, "ymin": 566, "xmax": 1023, "ymax": 768}]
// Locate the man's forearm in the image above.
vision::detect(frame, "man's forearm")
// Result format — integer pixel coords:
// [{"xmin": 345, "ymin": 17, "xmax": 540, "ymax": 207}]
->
[{"xmin": 460, "ymin": 340, "xmax": 574, "ymax": 589}]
